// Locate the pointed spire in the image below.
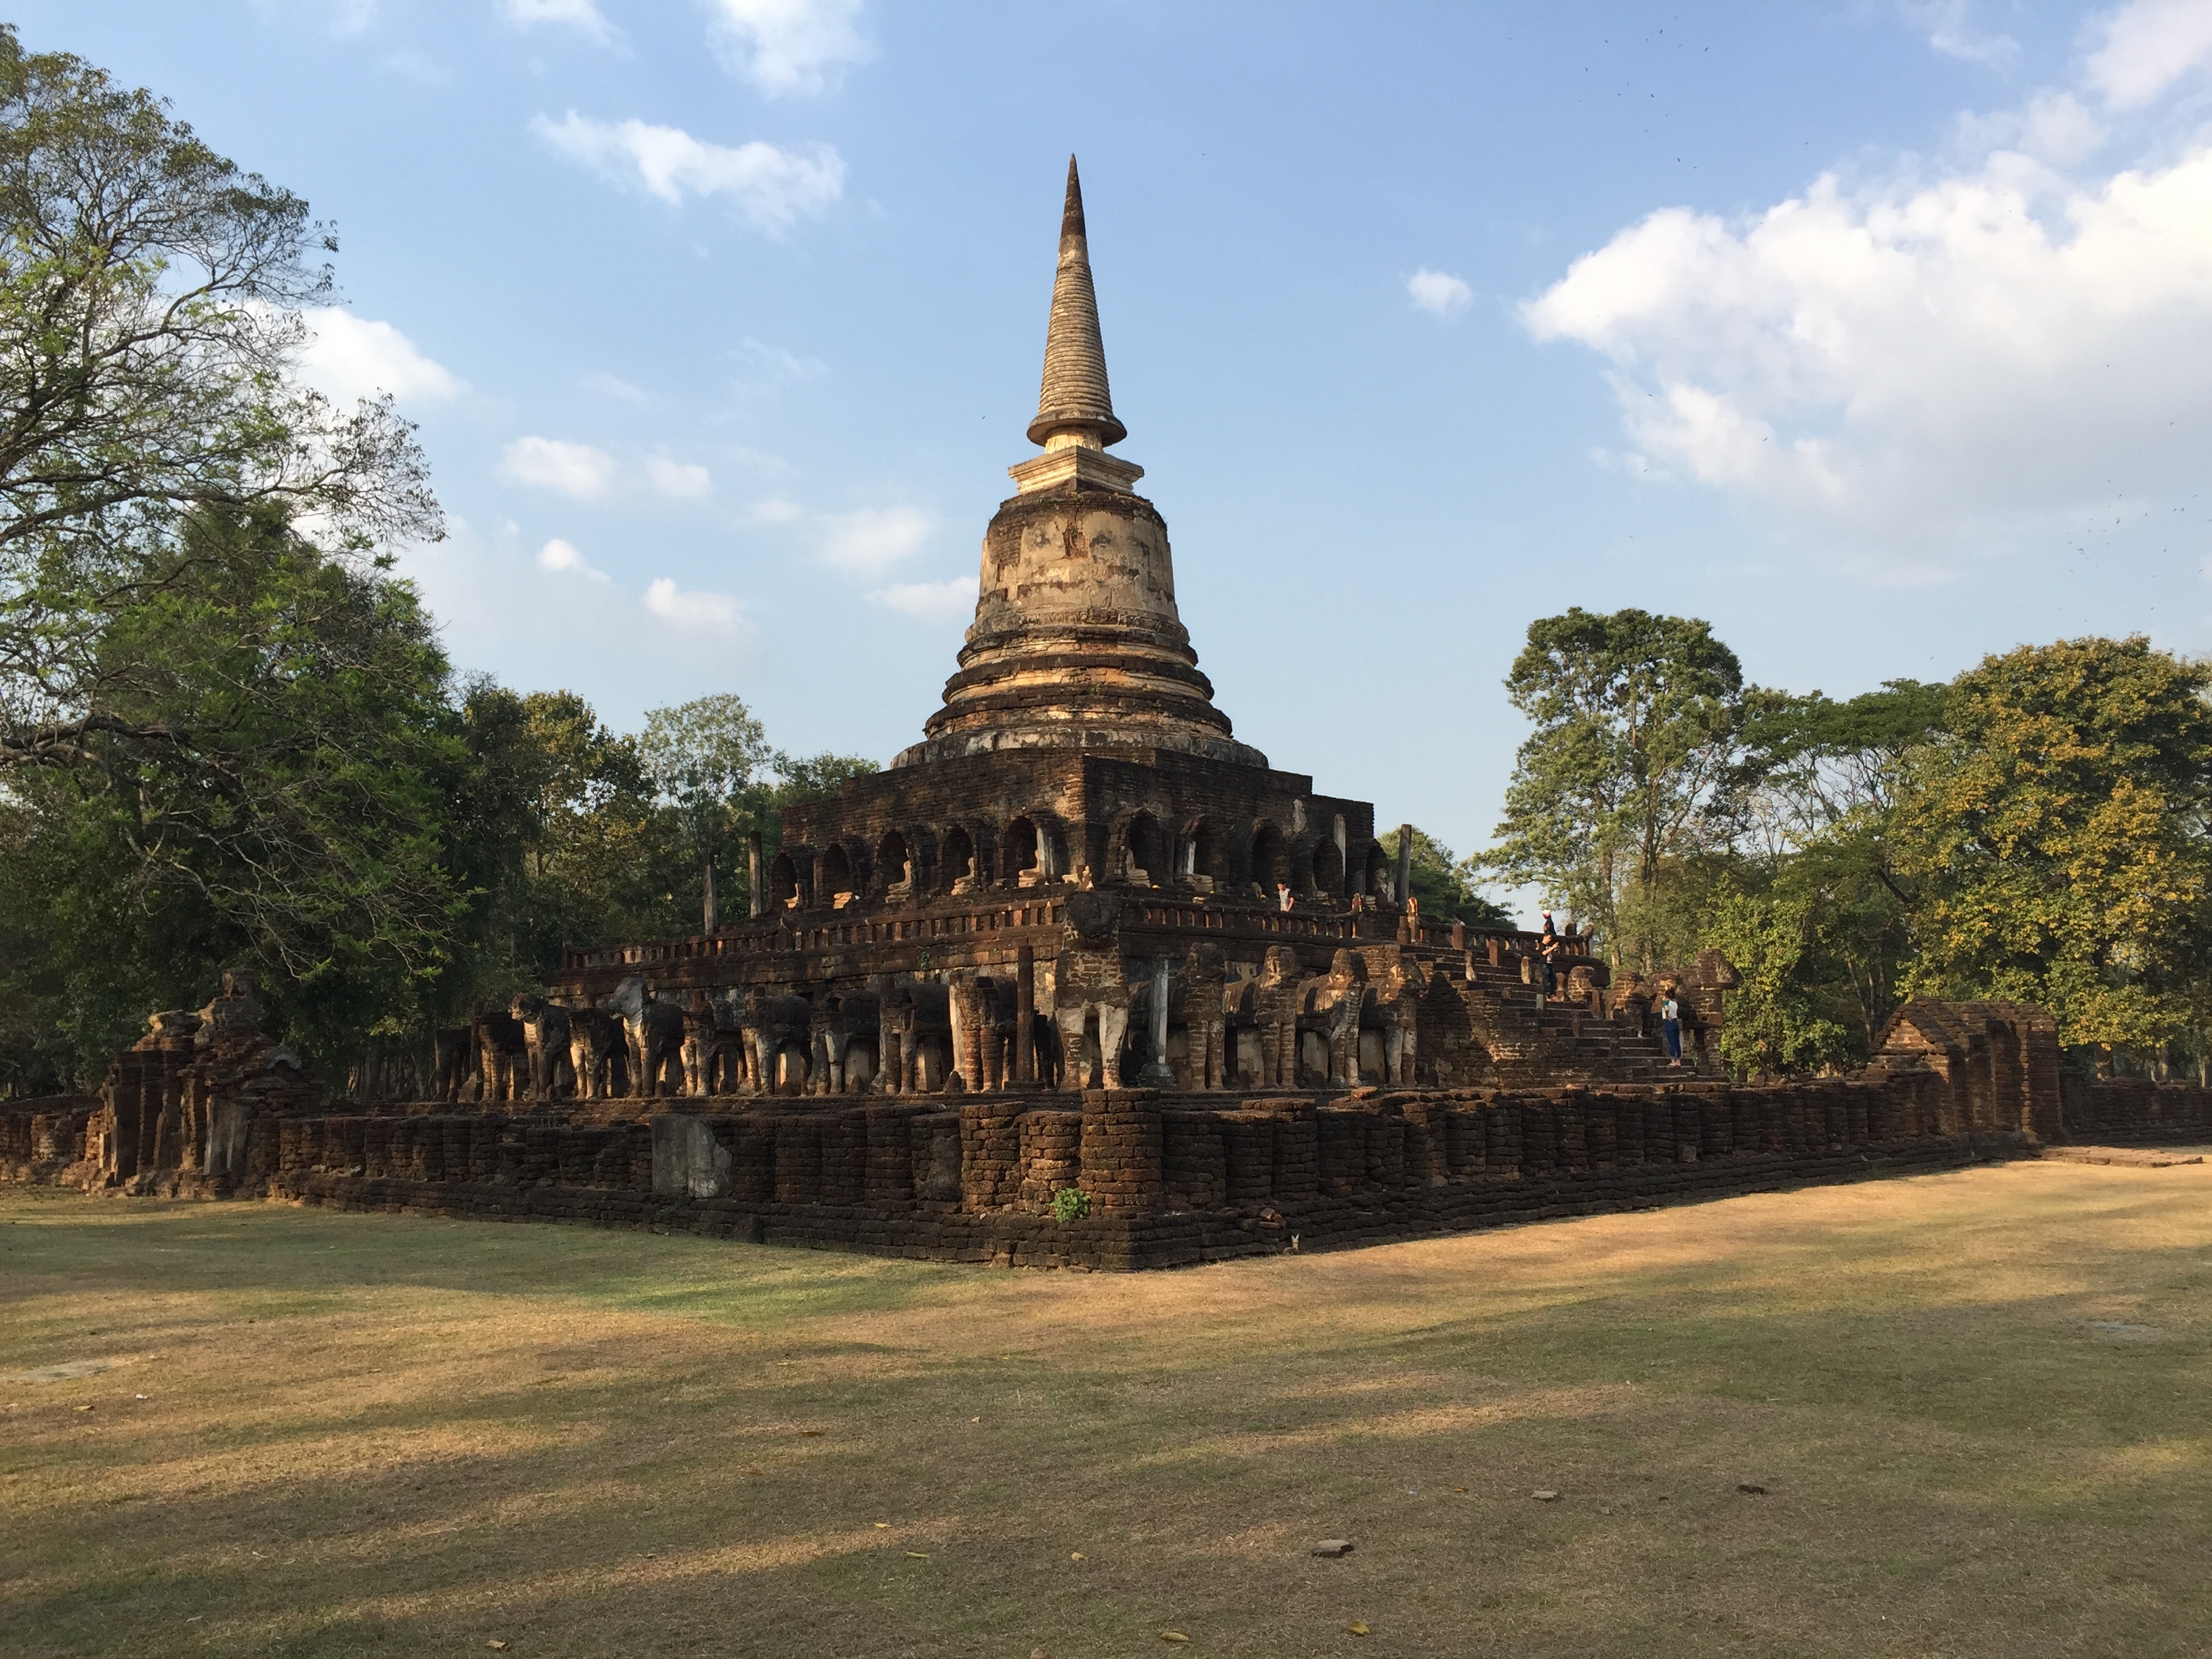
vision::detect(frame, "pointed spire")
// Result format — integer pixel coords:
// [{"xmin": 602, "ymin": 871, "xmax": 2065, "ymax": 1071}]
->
[{"xmin": 1027, "ymin": 155, "xmax": 1127, "ymax": 449}]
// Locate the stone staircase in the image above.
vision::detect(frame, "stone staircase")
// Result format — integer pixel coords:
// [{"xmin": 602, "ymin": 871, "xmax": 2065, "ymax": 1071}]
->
[{"xmin": 1449, "ymin": 956, "xmax": 1679, "ymax": 1086}]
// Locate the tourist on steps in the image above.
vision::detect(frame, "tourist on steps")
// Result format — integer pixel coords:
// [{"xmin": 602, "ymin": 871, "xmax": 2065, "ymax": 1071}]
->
[
  {"xmin": 1538, "ymin": 912, "xmax": 1561, "ymax": 998},
  {"xmin": 1662, "ymin": 994, "xmax": 1683, "ymax": 1067}
]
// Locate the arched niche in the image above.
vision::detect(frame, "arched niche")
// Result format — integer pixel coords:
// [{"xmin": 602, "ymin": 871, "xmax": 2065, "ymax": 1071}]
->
[
  {"xmin": 820, "ymin": 844, "xmax": 853, "ymax": 897},
  {"xmin": 1185, "ymin": 818, "xmax": 1218, "ymax": 882},
  {"xmin": 1250, "ymin": 822, "xmax": 1290, "ymax": 890},
  {"xmin": 1362, "ymin": 842, "xmax": 1390, "ymax": 900},
  {"xmin": 767, "ymin": 850, "xmax": 798, "ymax": 908},
  {"xmin": 877, "ymin": 830, "xmax": 913, "ymax": 894},
  {"xmin": 1124, "ymin": 811, "xmax": 1166, "ymax": 885},
  {"xmin": 941, "ymin": 824, "xmax": 977, "ymax": 891},
  {"xmin": 1005, "ymin": 816, "xmax": 1040, "ymax": 879},
  {"xmin": 1311, "ymin": 838, "xmax": 1345, "ymax": 898}
]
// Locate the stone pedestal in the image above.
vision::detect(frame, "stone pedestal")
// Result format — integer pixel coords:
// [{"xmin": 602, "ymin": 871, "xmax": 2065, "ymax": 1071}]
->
[{"xmin": 1079, "ymin": 1086, "xmax": 1162, "ymax": 1214}]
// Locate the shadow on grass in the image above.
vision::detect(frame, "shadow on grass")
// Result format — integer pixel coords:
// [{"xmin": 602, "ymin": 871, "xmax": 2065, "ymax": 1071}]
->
[{"xmin": 6, "ymin": 1176, "xmax": 2212, "ymax": 1658}]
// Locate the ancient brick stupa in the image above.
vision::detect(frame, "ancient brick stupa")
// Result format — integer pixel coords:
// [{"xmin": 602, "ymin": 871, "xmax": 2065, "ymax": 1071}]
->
[
  {"xmin": 896, "ymin": 157, "xmax": 1268, "ymax": 773},
  {"xmin": 552, "ymin": 159, "xmax": 1612, "ymax": 1100},
  {"xmin": 33, "ymin": 160, "xmax": 2102, "ymax": 1275}
]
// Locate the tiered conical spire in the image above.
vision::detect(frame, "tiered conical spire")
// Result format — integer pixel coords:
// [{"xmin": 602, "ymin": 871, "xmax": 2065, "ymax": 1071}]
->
[
  {"xmin": 892, "ymin": 157, "xmax": 1265, "ymax": 771},
  {"xmin": 1027, "ymin": 157, "xmax": 1126, "ymax": 449}
]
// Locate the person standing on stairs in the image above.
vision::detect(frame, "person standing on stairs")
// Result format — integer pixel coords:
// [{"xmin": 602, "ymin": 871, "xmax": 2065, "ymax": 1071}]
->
[{"xmin": 1661, "ymin": 992, "xmax": 1683, "ymax": 1067}]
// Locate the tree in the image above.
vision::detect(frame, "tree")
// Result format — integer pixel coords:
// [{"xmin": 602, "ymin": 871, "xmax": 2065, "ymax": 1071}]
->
[
  {"xmin": 1699, "ymin": 881, "xmax": 1853, "ymax": 1077},
  {"xmin": 1378, "ymin": 825, "xmax": 1511, "ymax": 926},
  {"xmin": 639, "ymin": 694, "xmax": 772, "ymax": 934},
  {"xmin": 1723, "ymin": 680, "xmax": 1950, "ymax": 1045},
  {"xmin": 426, "ymin": 683, "xmax": 662, "ymax": 1018},
  {"xmin": 1486, "ymin": 607, "xmax": 1745, "ymax": 965},
  {"xmin": 0, "ymin": 28, "xmax": 438, "ymax": 779},
  {"xmin": 1890, "ymin": 636, "xmax": 2212, "ymax": 1054},
  {"xmin": 0, "ymin": 504, "xmax": 462, "ymax": 1082}
]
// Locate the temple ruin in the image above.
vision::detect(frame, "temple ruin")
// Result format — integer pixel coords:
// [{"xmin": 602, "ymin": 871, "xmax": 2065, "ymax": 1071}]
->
[{"xmin": 10, "ymin": 160, "xmax": 2210, "ymax": 1266}]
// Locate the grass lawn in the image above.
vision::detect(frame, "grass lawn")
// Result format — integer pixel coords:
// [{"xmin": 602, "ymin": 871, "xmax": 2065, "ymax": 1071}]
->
[{"xmin": 3, "ymin": 1156, "xmax": 2209, "ymax": 1659}]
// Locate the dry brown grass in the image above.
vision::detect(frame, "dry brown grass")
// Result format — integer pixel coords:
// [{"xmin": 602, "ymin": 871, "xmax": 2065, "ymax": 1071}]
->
[{"xmin": 4, "ymin": 1155, "xmax": 2210, "ymax": 1658}]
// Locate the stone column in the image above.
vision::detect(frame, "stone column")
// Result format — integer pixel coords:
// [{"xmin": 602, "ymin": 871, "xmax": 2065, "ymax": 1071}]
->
[
  {"xmin": 1139, "ymin": 956, "xmax": 1176, "ymax": 1088},
  {"xmin": 1395, "ymin": 824, "xmax": 1414, "ymax": 914},
  {"xmin": 1015, "ymin": 945, "xmax": 1036, "ymax": 1084},
  {"xmin": 747, "ymin": 832, "xmax": 764, "ymax": 920}
]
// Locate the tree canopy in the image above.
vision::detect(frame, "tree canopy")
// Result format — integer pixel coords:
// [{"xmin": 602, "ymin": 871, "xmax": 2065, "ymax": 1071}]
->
[
  {"xmin": 1486, "ymin": 607, "xmax": 1745, "ymax": 964},
  {"xmin": 1483, "ymin": 611, "xmax": 2212, "ymax": 1078},
  {"xmin": 1891, "ymin": 636, "xmax": 2212, "ymax": 1051},
  {"xmin": 1378, "ymin": 825, "xmax": 1511, "ymax": 926}
]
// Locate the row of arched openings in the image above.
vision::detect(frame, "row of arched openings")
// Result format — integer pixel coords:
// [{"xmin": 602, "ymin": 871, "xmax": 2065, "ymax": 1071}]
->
[{"xmin": 762, "ymin": 812, "xmax": 1391, "ymax": 907}]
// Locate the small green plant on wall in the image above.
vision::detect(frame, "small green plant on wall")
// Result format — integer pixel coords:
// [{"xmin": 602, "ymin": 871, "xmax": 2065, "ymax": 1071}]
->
[{"xmin": 1050, "ymin": 1187, "xmax": 1092, "ymax": 1223}]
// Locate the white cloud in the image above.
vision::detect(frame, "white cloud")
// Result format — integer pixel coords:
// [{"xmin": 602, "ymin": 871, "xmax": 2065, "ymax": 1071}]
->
[
  {"xmin": 646, "ymin": 456, "xmax": 715, "ymax": 501},
  {"xmin": 747, "ymin": 496, "xmax": 805, "ymax": 524},
  {"xmin": 328, "ymin": 0, "xmax": 378, "ymax": 38},
  {"xmin": 500, "ymin": 436, "xmax": 617, "ymax": 499},
  {"xmin": 1905, "ymin": 0, "xmax": 2020, "ymax": 68},
  {"xmin": 869, "ymin": 577, "xmax": 975, "ymax": 622},
  {"xmin": 530, "ymin": 111, "xmax": 844, "ymax": 234},
  {"xmin": 1952, "ymin": 91, "xmax": 2104, "ymax": 167},
  {"xmin": 818, "ymin": 506, "xmax": 932, "ymax": 575},
  {"xmin": 2085, "ymin": 0, "xmax": 2212, "ymax": 108},
  {"xmin": 294, "ymin": 307, "xmax": 463, "ymax": 406},
  {"xmin": 1408, "ymin": 268, "xmax": 1474, "ymax": 318},
  {"xmin": 497, "ymin": 0, "xmax": 617, "ymax": 47},
  {"xmin": 1523, "ymin": 25, "xmax": 2212, "ymax": 559},
  {"xmin": 644, "ymin": 576, "xmax": 744, "ymax": 634},
  {"xmin": 708, "ymin": 0, "xmax": 872, "ymax": 96},
  {"xmin": 737, "ymin": 335, "xmax": 829, "ymax": 384},
  {"xmin": 581, "ymin": 370, "xmax": 647, "ymax": 402},
  {"xmin": 536, "ymin": 537, "xmax": 611, "ymax": 581}
]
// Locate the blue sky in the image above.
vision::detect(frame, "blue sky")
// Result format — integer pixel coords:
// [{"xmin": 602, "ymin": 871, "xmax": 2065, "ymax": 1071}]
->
[{"xmin": 19, "ymin": 1, "xmax": 2212, "ymax": 901}]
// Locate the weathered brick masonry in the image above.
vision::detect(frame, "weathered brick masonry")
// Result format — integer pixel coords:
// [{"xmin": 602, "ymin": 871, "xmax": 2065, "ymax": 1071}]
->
[
  {"xmin": 185, "ymin": 1053, "xmax": 2212, "ymax": 1270},
  {"xmin": 16, "ymin": 163, "xmax": 2209, "ymax": 1269}
]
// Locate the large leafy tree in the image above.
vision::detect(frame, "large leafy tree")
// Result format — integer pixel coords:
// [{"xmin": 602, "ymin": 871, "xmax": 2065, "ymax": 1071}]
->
[
  {"xmin": 0, "ymin": 28, "xmax": 437, "ymax": 776},
  {"xmin": 1719, "ymin": 680, "xmax": 1951, "ymax": 1050},
  {"xmin": 0, "ymin": 32, "xmax": 445, "ymax": 1086},
  {"xmin": 0, "ymin": 506, "xmax": 462, "ymax": 1082},
  {"xmin": 1486, "ymin": 607, "xmax": 1746, "ymax": 964},
  {"xmin": 1890, "ymin": 636, "xmax": 2212, "ymax": 1052},
  {"xmin": 639, "ymin": 693, "xmax": 771, "ymax": 935}
]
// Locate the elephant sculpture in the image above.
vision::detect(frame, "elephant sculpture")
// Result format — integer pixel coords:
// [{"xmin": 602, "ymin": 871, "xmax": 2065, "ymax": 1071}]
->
[
  {"xmin": 743, "ymin": 985, "xmax": 814, "ymax": 1094},
  {"xmin": 472, "ymin": 1007, "xmax": 529, "ymax": 1103},
  {"xmin": 565, "ymin": 1006, "xmax": 628, "ymax": 1101},
  {"xmin": 509, "ymin": 993, "xmax": 573, "ymax": 1100},
  {"xmin": 680, "ymin": 989, "xmax": 749, "ymax": 1097},
  {"xmin": 598, "ymin": 977, "xmax": 683, "ymax": 1099}
]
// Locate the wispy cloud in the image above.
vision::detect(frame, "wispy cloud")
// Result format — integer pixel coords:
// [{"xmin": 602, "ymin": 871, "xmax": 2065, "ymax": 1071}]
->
[
  {"xmin": 497, "ymin": 0, "xmax": 619, "ymax": 48},
  {"xmin": 499, "ymin": 436, "xmax": 617, "ymax": 500},
  {"xmin": 708, "ymin": 0, "xmax": 872, "ymax": 96},
  {"xmin": 1408, "ymin": 268, "xmax": 1473, "ymax": 318},
  {"xmin": 645, "ymin": 457, "xmax": 715, "ymax": 501},
  {"xmin": 1904, "ymin": 1, "xmax": 2020, "ymax": 69},
  {"xmin": 818, "ymin": 506, "xmax": 932, "ymax": 576},
  {"xmin": 536, "ymin": 537, "xmax": 611, "ymax": 581},
  {"xmin": 869, "ymin": 577, "xmax": 973, "ymax": 622},
  {"xmin": 581, "ymin": 370, "xmax": 647, "ymax": 402},
  {"xmin": 2085, "ymin": 0, "xmax": 2212, "ymax": 107},
  {"xmin": 644, "ymin": 576, "xmax": 744, "ymax": 634},
  {"xmin": 499, "ymin": 437, "xmax": 718, "ymax": 505},
  {"xmin": 530, "ymin": 111, "xmax": 844, "ymax": 234}
]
